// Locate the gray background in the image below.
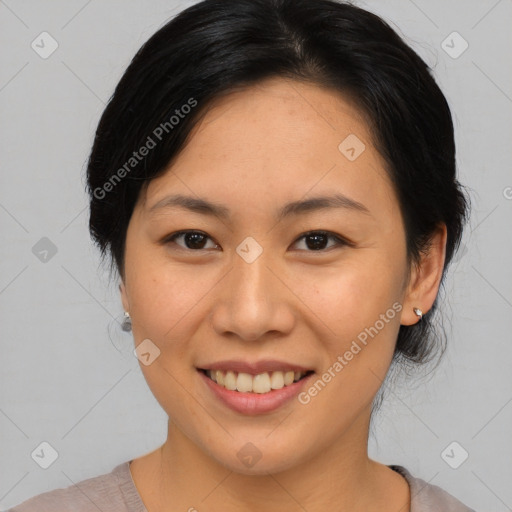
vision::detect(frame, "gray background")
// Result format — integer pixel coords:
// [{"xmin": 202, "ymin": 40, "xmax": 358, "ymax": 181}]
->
[{"xmin": 1, "ymin": 0, "xmax": 511, "ymax": 510}]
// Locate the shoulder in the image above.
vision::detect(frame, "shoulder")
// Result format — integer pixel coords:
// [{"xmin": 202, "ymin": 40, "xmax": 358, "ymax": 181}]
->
[
  {"xmin": 390, "ymin": 465, "xmax": 477, "ymax": 512},
  {"xmin": 7, "ymin": 461, "xmax": 145, "ymax": 512}
]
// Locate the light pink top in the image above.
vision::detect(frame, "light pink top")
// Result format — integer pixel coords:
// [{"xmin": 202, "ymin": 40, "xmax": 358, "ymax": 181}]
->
[{"xmin": 8, "ymin": 461, "xmax": 476, "ymax": 511}]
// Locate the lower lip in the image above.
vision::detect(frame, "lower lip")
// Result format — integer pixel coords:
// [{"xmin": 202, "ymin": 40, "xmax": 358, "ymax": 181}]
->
[{"xmin": 198, "ymin": 370, "xmax": 314, "ymax": 415}]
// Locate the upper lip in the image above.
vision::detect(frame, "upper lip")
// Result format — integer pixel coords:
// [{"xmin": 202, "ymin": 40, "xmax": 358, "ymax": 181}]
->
[{"xmin": 197, "ymin": 359, "xmax": 314, "ymax": 376}]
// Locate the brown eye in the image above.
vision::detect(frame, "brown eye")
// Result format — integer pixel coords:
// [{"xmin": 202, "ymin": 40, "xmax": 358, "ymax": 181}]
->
[
  {"xmin": 164, "ymin": 231, "xmax": 218, "ymax": 250},
  {"xmin": 163, "ymin": 229, "xmax": 350, "ymax": 253},
  {"xmin": 292, "ymin": 231, "xmax": 349, "ymax": 252}
]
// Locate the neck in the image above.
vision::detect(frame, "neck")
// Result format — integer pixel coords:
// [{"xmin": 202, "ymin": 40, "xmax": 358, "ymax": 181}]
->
[{"xmin": 130, "ymin": 405, "xmax": 409, "ymax": 512}]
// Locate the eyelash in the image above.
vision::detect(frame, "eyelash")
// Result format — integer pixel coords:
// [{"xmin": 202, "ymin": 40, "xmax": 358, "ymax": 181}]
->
[{"xmin": 163, "ymin": 230, "xmax": 352, "ymax": 253}]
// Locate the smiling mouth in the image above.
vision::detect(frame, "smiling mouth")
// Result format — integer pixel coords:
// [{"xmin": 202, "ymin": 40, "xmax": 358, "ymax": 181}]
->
[{"xmin": 198, "ymin": 368, "xmax": 314, "ymax": 394}]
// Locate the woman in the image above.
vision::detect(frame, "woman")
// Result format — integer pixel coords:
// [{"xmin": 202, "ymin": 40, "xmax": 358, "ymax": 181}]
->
[{"xmin": 9, "ymin": 0, "xmax": 474, "ymax": 510}]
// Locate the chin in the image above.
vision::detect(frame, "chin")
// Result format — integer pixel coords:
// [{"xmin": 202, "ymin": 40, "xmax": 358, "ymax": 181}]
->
[{"xmin": 208, "ymin": 442, "xmax": 306, "ymax": 476}]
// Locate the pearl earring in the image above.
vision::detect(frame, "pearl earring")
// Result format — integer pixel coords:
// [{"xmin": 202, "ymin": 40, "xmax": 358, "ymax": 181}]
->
[
  {"xmin": 413, "ymin": 307, "xmax": 423, "ymax": 321},
  {"xmin": 121, "ymin": 311, "xmax": 132, "ymax": 332}
]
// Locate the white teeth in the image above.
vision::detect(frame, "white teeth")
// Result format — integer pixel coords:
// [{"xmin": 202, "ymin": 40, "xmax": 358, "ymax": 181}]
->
[
  {"xmin": 215, "ymin": 370, "xmax": 224, "ymax": 386},
  {"xmin": 270, "ymin": 371, "xmax": 284, "ymax": 390},
  {"xmin": 236, "ymin": 372, "xmax": 253, "ymax": 392},
  {"xmin": 224, "ymin": 370, "xmax": 237, "ymax": 390},
  {"xmin": 252, "ymin": 373, "xmax": 271, "ymax": 394},
  {"xmin": 284, "ymin": 371, "xmax": 295, "ymax": 386},
  {"xmin": 204, "ymin": 369, "xmax": 310, "ymax": 393}
]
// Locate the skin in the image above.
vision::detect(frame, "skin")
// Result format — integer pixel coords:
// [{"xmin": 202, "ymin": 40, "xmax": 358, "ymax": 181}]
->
[{"xmin": 120, "ymin": 77, "xmax": 447, "ymax": 512}]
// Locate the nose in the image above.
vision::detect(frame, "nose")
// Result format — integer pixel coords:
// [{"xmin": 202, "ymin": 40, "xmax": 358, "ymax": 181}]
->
[{"xmin": 210, "ymin": 249, "xmax": 296, "ymax": 342}]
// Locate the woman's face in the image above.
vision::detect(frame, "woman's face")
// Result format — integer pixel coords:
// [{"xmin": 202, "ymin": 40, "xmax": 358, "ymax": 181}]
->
[{"xmin": 121, "ymin": 77, "xmax": 420, "ymax": 474}]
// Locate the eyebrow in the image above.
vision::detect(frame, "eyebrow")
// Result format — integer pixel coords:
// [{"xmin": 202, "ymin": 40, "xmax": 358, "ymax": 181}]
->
[{"xmin": 147, "ymin": 193, "xmax": 372, "ymax": 221}]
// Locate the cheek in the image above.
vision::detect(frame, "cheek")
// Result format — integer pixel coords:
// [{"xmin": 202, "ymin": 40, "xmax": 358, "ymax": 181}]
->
[
  {"xmin": 125, "ymin": 237, "xmax": 208, "ymax": 330},
  {"xmin": 298, "ymin": 256, "xmax": 404, "ymax": 337},
  {"xmin": 297, "ymin": 265, "xmax": 403, "ymax": 426},
  {"xmin": 125, "ymin": 257, "xmax": 209, "ymax": 414},
  {"xmin": 295, "ymin": 255, "xmax": 405, "ymax": 406}
]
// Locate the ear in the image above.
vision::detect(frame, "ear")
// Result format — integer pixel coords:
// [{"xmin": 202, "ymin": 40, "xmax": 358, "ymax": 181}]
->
[
  {"xmin": 401, "ymin": 223, "xmax": 447, "ymax": 326},
  {"xmin": 119, "ymin": 280, "xmax": 130, "ymax": 313}
]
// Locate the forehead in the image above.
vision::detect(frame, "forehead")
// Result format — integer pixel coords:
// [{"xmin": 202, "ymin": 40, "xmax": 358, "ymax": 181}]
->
[
  {"xmin": 188, "ymin": 77, "xmax": 371, "ymax": 158},
  {"xmin": 140, "ymin": 77, "xmax": 398, "ymax": 223}
]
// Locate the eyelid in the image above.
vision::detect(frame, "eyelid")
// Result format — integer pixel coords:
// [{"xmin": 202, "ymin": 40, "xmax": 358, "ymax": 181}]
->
[
  {"xmin": 162, "ymin": 230, "xmax": 219, "ymax": 250},
  {"xmin": 163, "ymin": 229, "xmax": 353, "ymax": 252},
  {"xmin": 294, "ymin": 230, "xmax": 354, "ymax": 248}
]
